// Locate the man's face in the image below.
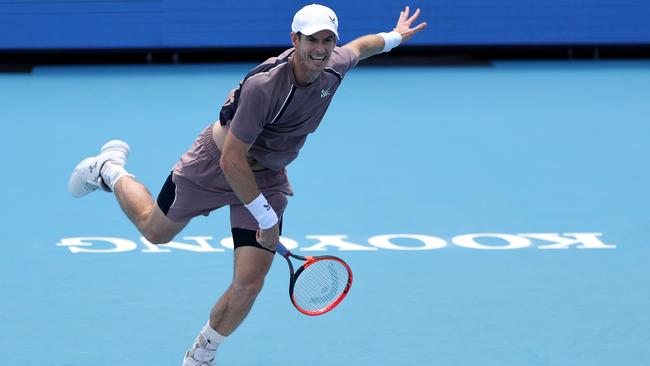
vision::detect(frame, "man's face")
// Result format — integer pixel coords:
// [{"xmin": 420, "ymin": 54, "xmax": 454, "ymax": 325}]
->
[{"xmin": 292, "ymin": 30, "xmax": 336, "ymax": 74}]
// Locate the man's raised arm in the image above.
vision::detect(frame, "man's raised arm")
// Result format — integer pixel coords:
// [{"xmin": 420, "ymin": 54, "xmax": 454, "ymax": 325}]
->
[{"xmin": 344, "ymin": 6, "xmax": 427, "ymax": 61}]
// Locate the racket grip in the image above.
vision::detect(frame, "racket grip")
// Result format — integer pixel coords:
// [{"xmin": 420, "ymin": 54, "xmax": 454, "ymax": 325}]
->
[{"xmin": 275, "ymin": 242, "xmax": 289, "ymax": 256}]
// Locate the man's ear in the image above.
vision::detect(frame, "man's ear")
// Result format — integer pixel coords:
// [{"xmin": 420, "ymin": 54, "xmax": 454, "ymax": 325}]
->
[{"xmin": 290, "ymin": 32, "xmax": 300, "ymax": 48}]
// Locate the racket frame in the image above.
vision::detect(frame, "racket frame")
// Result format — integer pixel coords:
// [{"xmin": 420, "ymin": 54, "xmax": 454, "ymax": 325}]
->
[{"xmin": 276, "ymin": 243, "xmax": 353, "ymax": 316}]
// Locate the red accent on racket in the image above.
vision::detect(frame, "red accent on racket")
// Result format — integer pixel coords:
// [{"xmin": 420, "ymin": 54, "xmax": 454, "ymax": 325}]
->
[{"xmin": 275, "ymin": 242, "xmax": 353, "ymax": 316}]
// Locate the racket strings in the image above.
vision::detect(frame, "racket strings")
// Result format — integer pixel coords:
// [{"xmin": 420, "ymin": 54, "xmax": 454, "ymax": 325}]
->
[{"xmin": 293, "ymin": 259, "xmax": 349, "ymax": 311}]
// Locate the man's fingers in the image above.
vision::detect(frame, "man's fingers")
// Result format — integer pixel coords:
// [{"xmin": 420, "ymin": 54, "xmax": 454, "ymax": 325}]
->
[
  {"xmin": 410, "ymin": 8, "xmax": 421, "ymax": 21},
  {"xmin": 397, "ymin": 6, "xmax": 424, "ymax": 33},
  {"xmin": 405, "ymin": 8, "xmax": 421, "ymax": 26},
  {"xmin": 397, "ymin": 7, "xmax": 408, "ymax": 26},
  {"xmin": 257, "ymin": 225, "xmax": 280, "ymax": 251},
  {"xmin": 401, "ymin": 21, "xmax": 428, "ymax": 43},
  {"xmin": 413, "ymin": 21, "xmax": 427, "ymax": 33},
  {"xmin": 256, "ymin": 229, "xmax": 267, "ymax": 247},
  {"xmin": 402, "ymin": 6, "xmax": 410, "ymax": 20}
]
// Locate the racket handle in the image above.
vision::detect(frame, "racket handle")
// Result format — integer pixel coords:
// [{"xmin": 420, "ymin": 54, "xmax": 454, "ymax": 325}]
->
[{"xmin": 275, "ymin": 242, "xmax": 289, "ymax": 256}]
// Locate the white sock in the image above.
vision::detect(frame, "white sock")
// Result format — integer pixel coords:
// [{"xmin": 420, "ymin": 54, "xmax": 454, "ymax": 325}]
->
[
  {"xmin": 201, "ymin": 321, "xmax": 227, "ymax": 350},
  {"xmin": 100, "ymin": 162, "xmax": 133, "ymax": 191}
]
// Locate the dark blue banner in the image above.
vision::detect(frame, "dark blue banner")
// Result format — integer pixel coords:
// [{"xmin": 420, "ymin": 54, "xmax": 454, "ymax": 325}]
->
[{"xmin": 1, "ymin": 1, "xmax": 649, "ymax": 49}]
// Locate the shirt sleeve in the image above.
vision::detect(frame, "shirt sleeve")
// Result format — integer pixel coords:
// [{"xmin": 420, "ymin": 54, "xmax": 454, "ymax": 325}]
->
[
  {"xmin": 328, "ymin": 46, "xmax": 359, "ymax": 77},
  {"xmin": 228, "ymin": 79, "xmax": 268, "ymax": 145}
]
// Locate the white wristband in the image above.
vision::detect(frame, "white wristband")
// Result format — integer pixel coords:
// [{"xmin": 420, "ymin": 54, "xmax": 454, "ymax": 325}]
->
[
  {"xmin": 378, "ymin": 31, "xmax": 402, "ymax": 53},
  {"xmin": 245, "ymin": 193, "xmax": 278, "ymax": 229}
]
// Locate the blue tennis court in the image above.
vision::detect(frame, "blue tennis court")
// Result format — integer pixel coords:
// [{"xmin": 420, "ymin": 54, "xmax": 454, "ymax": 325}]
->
[{"xmin": 1, "ymin": 60, "xmax": 649, "ymax": 365}]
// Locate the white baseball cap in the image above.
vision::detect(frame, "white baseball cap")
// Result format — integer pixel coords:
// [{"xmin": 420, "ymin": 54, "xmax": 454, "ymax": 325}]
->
[{"xmin": 291, "ymin": 4, "xmax": 339, "ymax": 40}]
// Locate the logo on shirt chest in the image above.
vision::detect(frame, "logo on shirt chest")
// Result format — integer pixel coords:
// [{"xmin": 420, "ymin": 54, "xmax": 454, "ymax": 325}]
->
[{"xmin": 320, "ymin": 87, "xmax": 331, "ymax": 99}]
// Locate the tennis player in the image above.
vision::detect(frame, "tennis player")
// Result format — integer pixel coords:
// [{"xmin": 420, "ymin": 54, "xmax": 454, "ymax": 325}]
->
[{"xmin": 68, "ymin": 4, "xmax": 426, "ymax": 365}]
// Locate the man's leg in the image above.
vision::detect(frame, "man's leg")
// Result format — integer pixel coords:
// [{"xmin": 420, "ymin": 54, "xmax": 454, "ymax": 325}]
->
[
  {"xmin": 210, "ymin": 246, "xmax": 274, "ymax": 334},
  {"xmin": 183, "ymin": 192, "xmax": 287, "ymax": 366},
  {"xmin": 182, "ymin": 246, "xmax": 274, "ymax": 366},
  {"xmin": 69, "ymin": 140, "xmax": 187, "ymax": 243},
  {"xmin": 113, "ymin": 176, "xmax": 187, "ymax": 244}
]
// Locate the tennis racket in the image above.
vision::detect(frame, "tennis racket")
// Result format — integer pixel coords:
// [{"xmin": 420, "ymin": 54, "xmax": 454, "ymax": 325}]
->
[{"xmin": 275, "ymin": 242, "xmax": 353, "ymax": 316}]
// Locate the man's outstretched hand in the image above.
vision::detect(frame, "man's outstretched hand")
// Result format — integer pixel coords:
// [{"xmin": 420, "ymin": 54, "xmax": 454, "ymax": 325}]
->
[{"xmin": 393, "ymin": 6, "xmax": 427, "ymax": 43}]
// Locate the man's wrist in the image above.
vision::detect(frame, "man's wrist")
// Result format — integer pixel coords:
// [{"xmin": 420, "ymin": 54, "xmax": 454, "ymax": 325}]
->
[
  {"xmin": 245, "ymin": 193, "xmax": 278, "ymax": 229},
  {"xmin": 378, "ymin": 31, "xmax": 402, "ymax": 53}
]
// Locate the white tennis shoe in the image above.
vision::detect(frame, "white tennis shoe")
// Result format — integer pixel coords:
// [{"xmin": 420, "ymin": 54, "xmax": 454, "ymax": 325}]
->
[
  {"xmin": 68, "ymin": 140, "xmax": 130, "ymax": 198},
  {"xmin": 182, "ymin": 333, "xmax": 218, "ymax": 366}
]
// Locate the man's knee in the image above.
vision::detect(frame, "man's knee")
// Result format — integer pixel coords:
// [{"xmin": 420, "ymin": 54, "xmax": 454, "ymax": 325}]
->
[
  {"xmin": 231, "ymin": 278, "xmax": 265, "ymax": 301},
  {"xmin": 230, "ymin": 246, "xmax": 274, "ymax": 302},
  {"xmin": 141, "ymin": 205, "xmax": 187, "ymax": 244},
  {"xmin": 142, "ymin": 229, "xmax": 175, "ymax": 245}
]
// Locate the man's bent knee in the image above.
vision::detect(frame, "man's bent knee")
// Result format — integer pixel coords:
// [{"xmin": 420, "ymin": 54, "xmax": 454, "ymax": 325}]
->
[
  {"xmin": 142, "ymin": 205, "xmax": 188, "ymax": 244},
  {"xmin": 142, "ymin": 229, "xmax": 175, "ymax": 245}
]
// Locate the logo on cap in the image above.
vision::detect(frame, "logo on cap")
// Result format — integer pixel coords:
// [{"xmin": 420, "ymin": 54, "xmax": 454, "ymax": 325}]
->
[{"xmin": 329, "ymin": 16, "xmax": 336, "ymax": 25}]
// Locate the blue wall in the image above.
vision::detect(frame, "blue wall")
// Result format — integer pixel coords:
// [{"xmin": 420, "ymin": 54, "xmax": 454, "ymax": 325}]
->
[{"xmin": 1, "ymin": 1, "xmax": 649, "ymax": 50}]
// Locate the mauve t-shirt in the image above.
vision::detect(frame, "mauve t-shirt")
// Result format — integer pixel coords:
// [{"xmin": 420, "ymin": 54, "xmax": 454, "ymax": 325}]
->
[{"xmin": 219, "ymin": 46, "xmax": 358, "ymax": 172}]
